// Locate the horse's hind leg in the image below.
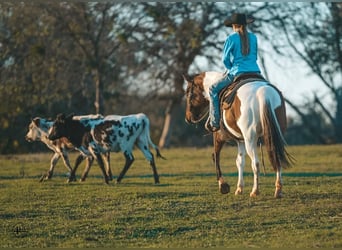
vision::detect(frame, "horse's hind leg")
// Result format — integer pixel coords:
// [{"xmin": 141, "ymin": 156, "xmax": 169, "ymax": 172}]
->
[
  {"xmin": 235, "ymin": 141, "xmax": 246, "ymax": 195},
  {"xmin": 275, "ymin": 166, "xmax": 283, "ymax": 198},
  {"xmin": 213, "ymin": 133, "xmax": 230, "ymax": 194},
  {"xmin": 244, "ymin": 138, "xmax": 260, "ymax": 197}
]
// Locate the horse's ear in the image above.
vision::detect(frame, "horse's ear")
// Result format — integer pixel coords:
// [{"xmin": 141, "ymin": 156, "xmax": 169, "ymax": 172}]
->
[
  {"xmin": 66, "ymin": 113, "xmax": 74, "ymax": 120},
  {"xmin": 182, "ymin": 73, "xmax": 191, "ymax": 82},
  {"xmin": 32, "ymin": 117, "xmax": 40, "ymax": 126},
  {"xmin": 56, "ymin": 113, "xmax": 66, "ymax": 121}
]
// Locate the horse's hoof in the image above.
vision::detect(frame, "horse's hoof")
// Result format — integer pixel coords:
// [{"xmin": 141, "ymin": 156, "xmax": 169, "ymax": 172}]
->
[
  {"xmin": 220, "ymin": 183, "xmax": 230, "ymax": 194},
  {"xmin": 249, "ymin": 190, "xmax": 260, "ymax": 197},
  {"xmin": 235, "ymin": 188, "xmax": 243, "ymax": 195},
  {"xmin": 274, "ymin": 190, "xmax": 283, "ymax": 198}
]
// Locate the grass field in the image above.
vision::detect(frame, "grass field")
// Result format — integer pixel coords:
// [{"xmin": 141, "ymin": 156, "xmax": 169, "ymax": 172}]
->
[{"xmin": 1, "ymin": 145, "xmax": 342, "ymax": 248}]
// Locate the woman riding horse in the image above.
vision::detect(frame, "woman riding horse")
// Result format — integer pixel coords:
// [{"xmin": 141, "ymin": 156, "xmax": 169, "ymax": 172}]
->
[{"xmin": 207, "ymin": 13, "xmax": 261, "ymax": 132}]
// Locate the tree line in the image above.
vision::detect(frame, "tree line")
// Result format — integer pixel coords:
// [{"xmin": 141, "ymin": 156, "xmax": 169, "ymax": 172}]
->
[{"xmin": 0, "ymin": 2, "xmax": 341, "ymax": 154}]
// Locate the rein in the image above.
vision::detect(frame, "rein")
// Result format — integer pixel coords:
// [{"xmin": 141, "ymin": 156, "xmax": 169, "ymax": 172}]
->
[
  {"xmin": 192, "ymin": 107, "xmax": 209, "ymax": 123},
  {"xmin": 187, "ymin": 81, "xmax": 209, "ymax": 123}
]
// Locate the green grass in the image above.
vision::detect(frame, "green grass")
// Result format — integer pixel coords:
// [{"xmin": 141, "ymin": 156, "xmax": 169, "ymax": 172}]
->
[{"xmin": 1, "ymin": 145, "xmax": 342, "ymax": 247}]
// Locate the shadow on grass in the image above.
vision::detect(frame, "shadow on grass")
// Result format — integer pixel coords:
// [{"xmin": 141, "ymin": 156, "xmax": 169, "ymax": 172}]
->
[{"xmin": 1, "ymin": 172, "xmax": 341, "ymax": 180}]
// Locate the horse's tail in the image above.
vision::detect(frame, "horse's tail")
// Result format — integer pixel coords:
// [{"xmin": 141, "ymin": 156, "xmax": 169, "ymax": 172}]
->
[
  {"xmin": 260, "ymin": 97, "xmax": 293, "ymax": 171},
  {"xmin": 141, "ymin": 114, "xmax": 166, "ymax": 160}
]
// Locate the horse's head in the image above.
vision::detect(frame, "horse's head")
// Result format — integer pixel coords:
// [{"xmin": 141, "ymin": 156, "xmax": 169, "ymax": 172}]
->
[{"xmin": 184, "ymin": 73, "xmax": 209, "ymax": 124}]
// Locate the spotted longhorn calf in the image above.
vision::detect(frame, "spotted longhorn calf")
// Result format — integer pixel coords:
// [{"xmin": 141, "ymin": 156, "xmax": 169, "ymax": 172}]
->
[
  {"xmin": 25, "ymin": 115, "xmax": 112, "ymax": 182},
  {"xmin": 48, "ymin": 113, "xmax": 164, "ymax": 184}
]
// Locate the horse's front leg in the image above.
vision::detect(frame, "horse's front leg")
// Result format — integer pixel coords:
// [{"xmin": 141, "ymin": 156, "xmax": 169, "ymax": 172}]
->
[
  {"xmin": 235, "ymin": 141, "xmax": 246, "ymax": 195},
  {"xmin": 213, "ymin": 133, "xmax": 230, "ymax": 194}
]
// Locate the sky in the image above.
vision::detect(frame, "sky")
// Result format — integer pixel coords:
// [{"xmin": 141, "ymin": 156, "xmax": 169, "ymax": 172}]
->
[
  {"xmin": 264, "ymin": 52, "xmax": 322, "ymax": 101},
  {"xmin": 262, "ymin": 50, "xmax": 335, "ymax": 118}
]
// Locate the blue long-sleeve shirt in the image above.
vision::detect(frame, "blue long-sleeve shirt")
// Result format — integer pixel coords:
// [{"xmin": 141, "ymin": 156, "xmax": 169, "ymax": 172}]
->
[{"xmin": 222, "ymin": 32, "xmax": 261, "ymax": 77}]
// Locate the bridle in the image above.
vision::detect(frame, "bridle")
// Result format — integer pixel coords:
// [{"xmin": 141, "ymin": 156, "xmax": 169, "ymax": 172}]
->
[{"xmin": 186, "ymin": 80, "xmax": 209, "ymax": 124}]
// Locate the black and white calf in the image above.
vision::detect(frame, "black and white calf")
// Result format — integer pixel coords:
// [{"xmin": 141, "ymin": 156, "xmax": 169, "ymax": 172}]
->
[
  {"xmin": 25, "ymin": 115, "xmax": 112, "ymax": 182},
  {"xmin": 48, "ymin": 113, "xmax": 164, "ymax": 184}
]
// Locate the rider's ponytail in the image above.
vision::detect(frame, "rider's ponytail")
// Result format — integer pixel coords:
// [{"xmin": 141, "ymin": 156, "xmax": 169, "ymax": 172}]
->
[{"xmin": 233, "ymin": 24, "xmax": 249, "ymax": 56}]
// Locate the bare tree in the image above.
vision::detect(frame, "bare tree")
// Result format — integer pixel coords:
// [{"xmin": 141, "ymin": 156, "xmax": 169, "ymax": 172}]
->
[
  {"xmin": 126, "ymin": 2, "xmax": 256, "ymax": 147},
  {"xmin": 45, "ymin": 2, "xmax": 132, "ymax": 114},
  {"xmin": 255, "ymin": 2, "xmax": 342, "ymax": 143}
]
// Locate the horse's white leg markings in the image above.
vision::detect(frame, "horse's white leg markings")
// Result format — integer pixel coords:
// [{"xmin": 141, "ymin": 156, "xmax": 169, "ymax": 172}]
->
[
  {"xmin": 275, "ymin": 168, "xmax": 283, "ymax": 198},
  {"xmin": 244, "ymin": 137, "xmax": 260, "ymax": 197},
  {"xmin": 236, "ymin": 104, "xmax": 260, "ymax": 197},
  {"xmin": 235, "ymin": 141, "xmax": 246, "ymax": 195},
  {"xmin": 218, "ymin": 177, "xmax": 225, "ymax": 187}
]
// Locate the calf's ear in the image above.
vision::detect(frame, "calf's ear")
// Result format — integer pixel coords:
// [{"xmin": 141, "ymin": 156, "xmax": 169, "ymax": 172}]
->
[{"xmin": 32, "ymin": 117, "xmax": 40, "ymax": 126}]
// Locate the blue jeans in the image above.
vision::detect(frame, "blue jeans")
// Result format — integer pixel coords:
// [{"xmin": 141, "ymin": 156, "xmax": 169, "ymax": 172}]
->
[{"xmin": 209, "ymin": 73, "xmax": 234, "ymax": 128}]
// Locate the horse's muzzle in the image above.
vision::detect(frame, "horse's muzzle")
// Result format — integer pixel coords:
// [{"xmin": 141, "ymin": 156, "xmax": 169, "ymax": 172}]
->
[
  {"xmin": 185, "ymin": 112, "xmax": 195, "ymax": 124},
  {"xmin": 185, "ymin": 117, "xmax": 192, "ymax": 124},
  {"xmin": 25, "ymin": 136, "xmax": 32, "ymax": 142}
]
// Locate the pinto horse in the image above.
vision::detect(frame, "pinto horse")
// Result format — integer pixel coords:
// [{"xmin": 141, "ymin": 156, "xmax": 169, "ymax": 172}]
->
[{"xmin": 184, "ymin": 71, "xmax": 293, "ymax": 198}]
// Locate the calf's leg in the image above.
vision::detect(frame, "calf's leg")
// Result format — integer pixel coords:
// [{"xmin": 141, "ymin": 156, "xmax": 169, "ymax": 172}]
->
[
  {"xmin": 68, "ymin": 154, "xmax": 85, "ymax": 182},
  {"xmin": 60, "ymin": 150, "xmax": 73, "ymax": 176},
  {"xmin": 136, "ymin": 140, "xmax": 160, "ymax": 184},
  {"xmin": 94, "ymin": 153, "xmax": 110, "ymax": 184},
  {"xmin": 40, "ymin": 152, "xmax": 60, "ymax": 182},
  {"xmin": 149, "ymin": 155, "xmax": 160, "ymax": 184},
  {"xmin": 103, "ymin": 152, "xmax": 113, "ymax": 181},
  {"xmin": 116, "ymin": 152, "xmax": 134, "ymax": 184},
  {"xmin": 79, "ymin": 156, "xmax": 94, "ymax": 182}
]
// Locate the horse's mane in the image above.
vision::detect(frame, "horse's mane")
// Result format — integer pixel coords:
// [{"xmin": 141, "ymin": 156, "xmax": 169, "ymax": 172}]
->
[{"xmin": 184, "ymin": 73, "xmax": 204, "ymax": 82}]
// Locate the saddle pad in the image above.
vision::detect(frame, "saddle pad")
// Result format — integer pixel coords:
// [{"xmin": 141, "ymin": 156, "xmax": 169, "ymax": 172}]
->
[{"xmin": 221, "ymin": 74, "xmax": 267, "ymax": 110}]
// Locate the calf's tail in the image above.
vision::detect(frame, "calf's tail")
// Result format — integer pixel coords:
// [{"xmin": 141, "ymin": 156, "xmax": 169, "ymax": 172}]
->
[{"xmin": 144, "ymin": 116, "xmax": 166, "ymax": 160}]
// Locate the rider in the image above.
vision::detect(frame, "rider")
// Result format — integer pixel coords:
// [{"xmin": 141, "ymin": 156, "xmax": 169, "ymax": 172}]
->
[{"xmin": 206, "ymin": 13, "xmax": 262, "ymax": 132}]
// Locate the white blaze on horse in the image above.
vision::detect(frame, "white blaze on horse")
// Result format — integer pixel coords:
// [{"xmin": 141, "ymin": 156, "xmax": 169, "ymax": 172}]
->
[{"xmin": 184, "ymin": 71, "xmax": 293, "ymax": 198}]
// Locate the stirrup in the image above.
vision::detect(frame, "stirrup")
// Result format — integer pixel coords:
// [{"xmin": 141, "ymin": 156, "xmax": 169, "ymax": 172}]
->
[{"xmin": 205, "ymin": 119, "xmax": 220, "ymax": 133}]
